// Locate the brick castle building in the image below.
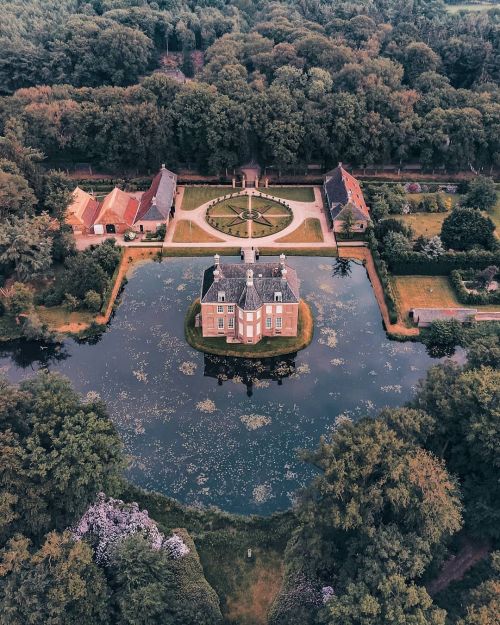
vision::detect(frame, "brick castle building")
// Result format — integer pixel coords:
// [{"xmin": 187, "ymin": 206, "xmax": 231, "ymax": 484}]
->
[{"xmin": 200, "ymin": 254, "xmax": 299, "ymax": 344}]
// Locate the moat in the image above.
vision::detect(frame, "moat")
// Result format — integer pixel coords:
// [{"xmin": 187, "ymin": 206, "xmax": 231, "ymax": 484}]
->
[{"xmin": 0, "ymin": 256, "xmax": 458, "ymax": 515}]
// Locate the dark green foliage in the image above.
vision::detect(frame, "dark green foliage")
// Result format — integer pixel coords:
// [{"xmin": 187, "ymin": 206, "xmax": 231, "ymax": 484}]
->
[
  {"xmin": 0, "ymin": 373, "xmax": 124, "ymax": 540},
  {"xmin": 375, "ymin": 219, "xmax": 414, "ymax": 242},
  {"xmin": 422, "ymin": 319, "xmax": 465, "ymax": 358},
  {"xmin": 0, "ymin": 532, "xmax": 111, "ymax": 625},
  {"xmin": 450, "ymin": 269, "xmax": 500, "ymax": 306},
  {"xmin": 440, "ymin": 207, "xmax": 496, "ymax": 252},
  {"xmin": 465, "ymin": 176, "xmax": 498, "ymax": 212},
  {"xmin": 110, "ymin": 531, "xmax": 223, "ymax": 625}
]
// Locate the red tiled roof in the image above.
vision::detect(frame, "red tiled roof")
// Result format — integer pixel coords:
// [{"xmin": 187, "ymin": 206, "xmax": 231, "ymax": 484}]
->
[
  {"xmin": 94, "ymin": 188, "xmax": 139, "ymax": 227},
  {"xmin": 67, "ymin": 187, "xmax": 100, "ymax": 229}
]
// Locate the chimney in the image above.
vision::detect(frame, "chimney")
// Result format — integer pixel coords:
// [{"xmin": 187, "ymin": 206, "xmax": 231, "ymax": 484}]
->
[
  {"xmin": 281, "ymin": 267, "xmax": 287, "ymax": 282},
  {"xmin": 214, "ymin": 268, "xmax": 220, "ymax": 283},
  {"xmin": 161, "ymin": 163, "xmax": 166, "ymax": 170},
  {"xmin": 214, "ymin": 253, "xmax": 220, "ymax": 267},
  {"xmin": 279, "ymin": 253, "xmax": 286, "ymax": 268},
  {"xmin": 338, "ymin": 162, "xmax": 342, "ymax": 168},
  {"xmin": 152, "ymin": 195, "xmax": 157, "ymax": 205},
  {"xmin": 246, "ymin": 269, "xmax": 254, "ymax": 287}
]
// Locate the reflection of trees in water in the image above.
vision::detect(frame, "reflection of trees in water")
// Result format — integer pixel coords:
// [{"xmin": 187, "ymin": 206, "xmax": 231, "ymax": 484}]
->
[
  {"xmin": 203, "ymin": 353, "xmax": 297, "ymax": 397},
  {"xmin": 332, "ymin": 258, "xmax": 352, "ymax": 278},
  {"xmin": 0, "ymin": 340, "xmax": 70, "ymax": 370}
]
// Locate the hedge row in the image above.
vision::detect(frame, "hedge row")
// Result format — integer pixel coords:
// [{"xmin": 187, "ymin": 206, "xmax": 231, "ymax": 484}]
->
[
  {"xmin": 388, "ymin": 249, "xmax": 500, "ymax": 275},
  {"xmin": 450, "ymin": 270, "xmax": 500, "ymax": 305},
  {"xmin": 367, "ymin": 229, "xmax": 399, "ymax": 324}
]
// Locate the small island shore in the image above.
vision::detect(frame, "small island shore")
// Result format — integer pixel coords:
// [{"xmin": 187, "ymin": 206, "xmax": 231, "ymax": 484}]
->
[{"xmin": 185, "ymin": 298, "xmax": 314, "ymax": 358}]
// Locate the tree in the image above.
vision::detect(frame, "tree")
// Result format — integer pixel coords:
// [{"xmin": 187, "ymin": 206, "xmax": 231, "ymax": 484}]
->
[
  {"xmin": 322, "ymin": 575, "xmax": 446, "ymax": 625},
  {"xmin": 413, "ymin": 365, "xmax": 500, "ymax": 538},
  {"xmin": 0, "ymin": 214, "xmax": 53, "ymax": 281},
  {"xmin": 7, "ymin": 282, "xmax": 33, "ymax": 317},
  {"xmin": 440, "ymin": 207, "xmax": 496, "ymax": 251},
  {"xmin": 423, "ymin": 319, "xmax": 464, "ymax": 358},
  {"xmin": 0, "ymin": 532, "xmax": 110, "ymax": 625},
  {"xmin": 300, "ymin": 419, "xmax": 462, "ymax": 545},
  {"xmin": 465, "ymin": 176, "xmax": 497, "ymax": 211},
  {"xmin": 0, "ymin": 374, "xmax": 123, "ymax": 538},
  {"xmin": 0, "ymin": 170, "xmax": 37, "ymax": 221},
  {"xmin": 341, "ymin": 207, "xmax": 355, "ymax": 239},
  {"xmin": 403, "ymin": 43, "xmax": 440, "ymax": 85},
  {"xmin": 371, "ymin": 196, "xmax": 390, "ymax": 221},
  {"xmin": 382, "ymin": 231, "xmax": 412, "ymax": 260},
  {"xmin": 84, "ymin": 290, "xmax": 102, "ymax": 312}
]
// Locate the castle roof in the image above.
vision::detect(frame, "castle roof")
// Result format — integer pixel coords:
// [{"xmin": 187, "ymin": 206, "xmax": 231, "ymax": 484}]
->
[{"xmin": 201, "ymin": 261, "xmax": 299, "ymax": 310}]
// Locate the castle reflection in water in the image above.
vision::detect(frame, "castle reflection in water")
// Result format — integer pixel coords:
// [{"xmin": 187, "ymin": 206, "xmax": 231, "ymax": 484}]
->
[{"xmin": 203, "ymin": 352, "xmax": 297, "ymax": 397}]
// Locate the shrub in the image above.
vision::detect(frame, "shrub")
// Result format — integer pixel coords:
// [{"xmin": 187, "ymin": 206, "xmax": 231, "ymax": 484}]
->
[
  {"xmin": 21, "ymin": 311, "xmax": 55, "ymax": 342},
  {"xmin": 84, "ymin": 290, "xmax": 102, "ymax": 312},
  {"xmin": 441, "ymin": 207, "xmax": 496, "ymax": 251},
  {"xmin": 422, "ymin": 319, "xmax": 465, "ymax": 358},
  {"xmin": 63, "ymin": 293, "xmax": 79, "ymax": 311},
  {"xmin": 8, "ymin": 282, "xmax": 34, "ymax": 316}
]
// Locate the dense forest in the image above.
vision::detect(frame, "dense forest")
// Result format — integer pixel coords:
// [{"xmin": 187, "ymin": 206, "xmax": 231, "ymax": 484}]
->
[{"xmin": 0, "ymin": 0, "xmax": 499, "ymax": 173}]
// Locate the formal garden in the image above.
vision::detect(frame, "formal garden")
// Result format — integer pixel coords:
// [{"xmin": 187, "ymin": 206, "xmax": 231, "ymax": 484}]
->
[{"xmin": 205, "ymin": 194, "xmax": 293, "ymax": 238}]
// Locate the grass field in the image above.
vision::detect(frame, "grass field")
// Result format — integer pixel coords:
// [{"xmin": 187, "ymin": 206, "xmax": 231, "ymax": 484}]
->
[
  {"xmin": 181, "ymin": 186, "xmax": 233, "ymax": 210},
  {"xmin": 36, "ymin": 306, "xmax": 95, "ymax": 329},
  {"xmin": 265, "ymin": 187, "xmax": 315, "ymax": 202},
  {"xmin": 445, "ymin": 2, "xmax": 495, "ymax": 12},
  {"xmin": 210, "ymin": 217, "xmax": 249, "ymax": 238},
  {"xmin": 172, "ymin": 220, "xmax": 224, "ymax": 243},
  {"xmin": 392, "ymin": 275, "xmax": 500, "ymax": 319},
  {"xmin": 395, "ymin": 213, "xmax": 448, "ymax": 239},
  {"xmin": 276, "ymin": 218, "xmax": 324, "ymax": 243}
]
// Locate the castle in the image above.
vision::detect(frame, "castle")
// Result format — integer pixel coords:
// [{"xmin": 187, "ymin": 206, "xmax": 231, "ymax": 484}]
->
[{"xmin": 200, "ymin": 254, "xmax": 300, "ymax": 344}]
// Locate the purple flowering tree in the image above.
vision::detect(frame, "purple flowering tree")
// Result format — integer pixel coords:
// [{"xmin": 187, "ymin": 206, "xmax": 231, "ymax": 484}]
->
[{"xmin": 72, "ymin": 493, "xmax": 189, "ymax": 564}]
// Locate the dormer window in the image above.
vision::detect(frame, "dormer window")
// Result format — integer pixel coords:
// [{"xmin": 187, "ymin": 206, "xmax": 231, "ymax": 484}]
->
[
  {"xmin": 218, "ymin": 292, "xmax": 225, "ymax": 302},
  {"xmin": 274, "ymin": 292, "xmax": 282, "ymax": 302}
]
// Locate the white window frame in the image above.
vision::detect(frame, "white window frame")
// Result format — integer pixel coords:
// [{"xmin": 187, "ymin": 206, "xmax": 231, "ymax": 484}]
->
[
  {"xmin": 276, "ymin": 317, "xmax": 282, "ymax": 329},
  {"xmin": 217, "ymin": 305, "xmax": 224, "ymax": 313},
  {"xmin": 227, "ymin": 305, "xmax": 234, "ymax": 313},
  {"xmin": 217, "ymin": 318, "xmax": 224, "ymax": 330},
  {"xmin": 246, "ymin": 325, "xmax": 253, "ymax": 338},
  {"xmin": 218, "ymin": 292, "xmax": 225, "ymax": 302},
  {"xmin": 274, "ymin": 292, "xmax": 282, "ymax": 302},
  {"xmin": 266, "ymin": 305, "xmax": 272, "ymax": 314},
  {"xmin": 266, "ymin": 317, "xmax": 272, "ymax": 329},
  {"xmin": 228, "ymin": 317, "xmax": 235, "ymax": 330},
  {"xmin": 276, "ymin": 305, "xmax": 282, "ymax": 314},
  {"xmin": 246, "ymin": 313, "xmax": 253, "ymax": 322}
]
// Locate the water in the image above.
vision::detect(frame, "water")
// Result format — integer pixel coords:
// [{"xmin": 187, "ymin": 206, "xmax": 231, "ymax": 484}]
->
[{"xmin": 0, "ymin": 257, "xmax": 450, "ymax": 515}]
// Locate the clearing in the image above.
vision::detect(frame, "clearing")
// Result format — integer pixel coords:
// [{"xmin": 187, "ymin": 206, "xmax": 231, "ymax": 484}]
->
[
  {"xmin": 172, "ymin": 220, "xmax": 224, "ymax": 243},
  {"xmin": 392, "ymin": 275, "xmax": 500, "ymax": 318},
  {"xmin": 265, "ymin": 186, "xmax": 315, "ymax": 202},
  {"xmin": 276, "ymin": 218, "xmax": 324, "ymax": 243},
  {"xmin": 395, "ymin": 213, "xmax": 448, "ymax": 239},
  {"xmin": 181, "ymin": 186, "xmax": 233, "ymax": 210}
]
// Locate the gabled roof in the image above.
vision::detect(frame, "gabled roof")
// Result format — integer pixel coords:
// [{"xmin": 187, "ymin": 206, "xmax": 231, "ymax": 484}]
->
[
  {"xmin": 94, "ymin": 187, "xmax": 139, "ymax": 226},
  {"xmin": 324, "ymin": 164, "xmax": 369, "ymax": 221},
  {"xmin": 135, "ymin": 165, "xmax": 177, "ymax": 223},
  {"xmin": 66, "ymin": 187, "xmax": 99, "ymax": 229},
  {"xmin": 201, "ymin": 261, "xmax": 299, "ymax": 308}
]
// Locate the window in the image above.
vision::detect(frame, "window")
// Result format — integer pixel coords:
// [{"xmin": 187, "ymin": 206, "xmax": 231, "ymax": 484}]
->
[
  {"xmin": 228, "ymin": 305, "xmax": 234, "ymax": 313},
  {"xmin": 266, "ymin": 305, "xmax": 272, "ymax": 314},
  {"xmin": 217, "ymin": 318, "xmax": 224, "ymax": 330},
  {"xmin": 217, "ymin": 305, "xmax": 224, "ymax": 313},
  {"xmin": 228, "ymin": 318, "xmax": 234, "ymax": 329},
  {"xmin": 276, "ymin": 317, "xmax": 282, "ymax": 329},
  {"xmin": 276, "ymin": 305, "xmax": 282, "ymax": 314},
  {"xmin": 238, "ymin": 309, "xmax": 243, "ymax": 319},
  {"xmin": 218, "ymin": 292, "xmax": 225, "ymax": 302},
  {"xmin": 246, "ymin": 326, "xmax": 253, "ymax": 337},
  {"xmin": 266, "ymin": 317, "xmax": 272, "ymax": 329},
  {"xmin": 256, "ymin": 309, "xmax": 261, "ymax": 319},
  {"xmin": 246, "ymin": 313, "xmax": 253, "ymax": 321},
  {"xmin": 274, "ymin": 292, "xmax": 282, "ymax": 302}
]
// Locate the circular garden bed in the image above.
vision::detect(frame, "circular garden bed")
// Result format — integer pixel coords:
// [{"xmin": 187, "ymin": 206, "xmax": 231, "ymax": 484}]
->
[{"xmin": 205, "ymin": 194, "xmax": 293, "ymax": 238}]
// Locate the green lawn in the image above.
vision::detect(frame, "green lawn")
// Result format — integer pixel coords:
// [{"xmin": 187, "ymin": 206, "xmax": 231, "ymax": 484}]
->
[
  {"xmin": 395, "ymin": 213, "xmax": 449, "ymax": 239},
  {"xmin": 265, "ymin": 187, "xmax": 315, "ymax": 202},
  {"xmin": 172, "ymin": 220, "xmax": 224, "ymax": 243},
  {"xmin": 181, "ymin": 186, "xmax": 233, "ymax": 210},
  {"xmin": 252, "ymin": 215, "xmax": 293, "ymax": 238},
  {"xmin": 276, "ymin": 218, "xmax": 323, "ymax": 243}
]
